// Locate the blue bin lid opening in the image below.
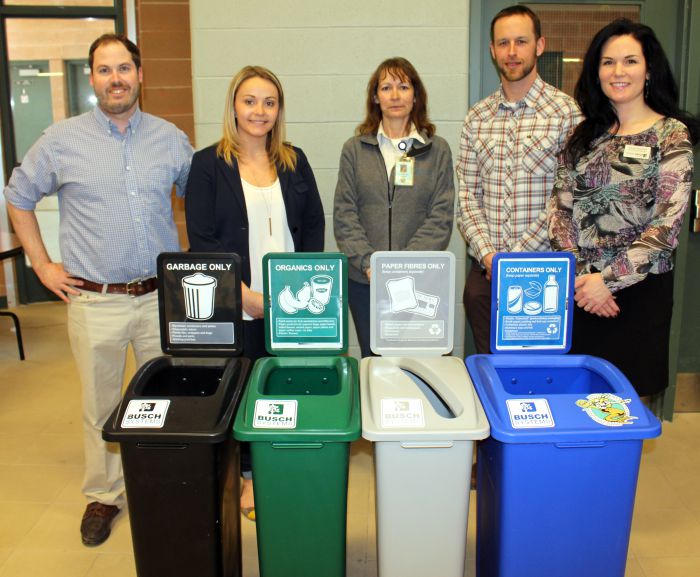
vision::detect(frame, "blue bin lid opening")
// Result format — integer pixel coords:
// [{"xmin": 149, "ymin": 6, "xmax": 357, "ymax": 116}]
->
[{"xmin": 466, "ymin": 354, "xmax": 661, "ymax": 443}]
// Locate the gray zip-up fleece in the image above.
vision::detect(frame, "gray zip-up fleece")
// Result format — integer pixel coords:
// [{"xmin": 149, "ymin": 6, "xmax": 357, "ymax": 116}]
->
[{"xmin": 333, "ymin": 131, "xmax": 455, "ymax": 284}]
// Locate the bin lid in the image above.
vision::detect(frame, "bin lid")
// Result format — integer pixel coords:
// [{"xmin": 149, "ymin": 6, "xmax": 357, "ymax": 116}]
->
[
  {"xmin": 489, "ymin": 252, "xmax": 576, "ymax": 354},
  {"xmin": 263, "ymin": 252, "xmax": 348, "ymax": 356},
  {"xmin": 233, "ymin": 356, "xmax": 361, "ymax": 442},
  {"xmin": 360, "ymin": 356, "xmax": 489, "ymax": 441},
  {"xmin": 466, "ymin": 354, "xmax": 661, "ymax": 443},
  {"xmin": 369, "ymin": 251, "xmax": 456, "ymax": 357},
  {"xmin": 157, "ymin": 252, "xmax": 244, "ymax": 357},
  {"xmin": 102, "ymin": 355, "xmax": 251, "ymax": 444}
]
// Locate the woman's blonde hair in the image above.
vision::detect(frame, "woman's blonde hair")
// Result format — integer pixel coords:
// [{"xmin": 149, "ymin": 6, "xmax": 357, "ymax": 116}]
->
[{"xmin": 216, "ymin": 65, "xmax": 297, "ymax": 171}]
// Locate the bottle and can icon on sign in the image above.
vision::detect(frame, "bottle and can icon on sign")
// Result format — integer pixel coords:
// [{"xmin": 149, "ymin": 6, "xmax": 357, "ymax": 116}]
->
[
  {"xmin": 507, "ymin": 286, "xmax": 523, "ymax": 314},
  {"xmin": 543, "ymin": 274, "xmax": 559, "ymax": 313},
  {"xmin": 506, "ymin": 275, "xmax": 559, "ymax": 315}
]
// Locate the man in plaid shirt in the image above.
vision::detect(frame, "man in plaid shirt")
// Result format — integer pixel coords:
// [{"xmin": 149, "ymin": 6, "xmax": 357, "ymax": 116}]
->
[{"xmin": 456, "ymin": 5, "xmax": 581, "ymax": 353}]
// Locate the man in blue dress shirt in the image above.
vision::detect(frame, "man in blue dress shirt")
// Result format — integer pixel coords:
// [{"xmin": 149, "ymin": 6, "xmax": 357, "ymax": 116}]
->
[{"xmin": 3, "ymin": 34, "xmax": 193, "ymax": 546}]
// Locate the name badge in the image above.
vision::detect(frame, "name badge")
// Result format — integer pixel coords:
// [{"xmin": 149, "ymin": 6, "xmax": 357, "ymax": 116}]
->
[
  {"xmin": 394, "ymin": 157, "xmax": 414, "ymax": 186},
  {"xmin": 623, "ymin": 144, "xmax": 652, "ymax": 161}
]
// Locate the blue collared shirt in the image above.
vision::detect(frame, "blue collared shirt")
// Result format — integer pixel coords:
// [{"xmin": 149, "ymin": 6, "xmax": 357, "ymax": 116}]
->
[{"xmin": 4, "ymin": 106, "xmax": 193, "ymax": 283}]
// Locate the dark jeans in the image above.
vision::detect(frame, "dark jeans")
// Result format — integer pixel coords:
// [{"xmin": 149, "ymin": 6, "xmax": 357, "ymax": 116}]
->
[
  {"xmin": 348, "ymin": 278, "xmax": 375, "ymax": 358},
  {"xmin": 463, "ymin": 260, "xmax": 492, "ymax": 354},
  {"xmin": 241, "ymin": 318, "xmax": 267, "ymax": 473}
]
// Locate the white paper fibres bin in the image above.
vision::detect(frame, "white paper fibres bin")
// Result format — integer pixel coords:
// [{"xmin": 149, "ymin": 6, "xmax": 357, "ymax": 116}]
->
[
  {"xmin": 361, "ymin": 356, "xmax": 489, "ymax": 577},
  {"xmin": 362, "ymin": 251, "xmax": 489, "ymax": 577}
]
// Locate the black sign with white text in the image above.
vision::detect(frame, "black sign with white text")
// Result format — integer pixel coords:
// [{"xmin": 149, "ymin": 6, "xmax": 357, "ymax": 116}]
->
[{"xmin": 157, "ymin": 252, "xmax": 243, "ymax": 356}]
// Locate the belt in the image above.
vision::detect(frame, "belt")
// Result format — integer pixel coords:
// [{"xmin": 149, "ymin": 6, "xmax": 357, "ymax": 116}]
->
[{"xmin": 76, "ymin": 277, "xmax": 158, "ymax": 297}]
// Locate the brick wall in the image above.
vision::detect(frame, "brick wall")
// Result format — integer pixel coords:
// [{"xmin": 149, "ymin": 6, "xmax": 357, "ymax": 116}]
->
[
  {"xmin": 136, "ymin": 0, "xmax": 194, "ymax": 249},
  {"xmin": 528, "ymin": 4, "xmax": 639, "ymax": 96}
]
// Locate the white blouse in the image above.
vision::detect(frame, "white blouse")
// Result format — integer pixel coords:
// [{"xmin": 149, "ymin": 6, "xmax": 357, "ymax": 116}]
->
[{"xmin": 241, "ymin": 177, "xmax": 294, "ymax": 320}]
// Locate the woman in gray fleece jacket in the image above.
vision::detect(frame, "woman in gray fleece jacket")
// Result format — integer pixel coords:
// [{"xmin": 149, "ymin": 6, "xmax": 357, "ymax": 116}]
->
[{"xmin": 333, "ymin": 57, "xmax": 455, "ymax": 357}]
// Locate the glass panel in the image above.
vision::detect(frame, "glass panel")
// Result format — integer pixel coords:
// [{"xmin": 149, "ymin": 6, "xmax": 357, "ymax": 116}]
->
[
  {"xmin": 4, "ymin": 1, "xmax": 113, "ymax": 6},
  {"xmin": 526, "ymin": 3, "xmax": 641, "ymax": 96},
  {"xmin": 6, "ymin": 17, "xmax": 115, "ymax": 281},
  {"xmin": 65, "ymin": 59, "xmax": 95, "ymax": 116},
  {"xmin": 6, "ymin": 17, "xmax": 114, "ymax": 162}
]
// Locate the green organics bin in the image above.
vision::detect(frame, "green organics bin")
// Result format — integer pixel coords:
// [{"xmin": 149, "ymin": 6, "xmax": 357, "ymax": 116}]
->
[{"xmin": 234, "ymin": 253, "xmax": 360, "ymax": 577}]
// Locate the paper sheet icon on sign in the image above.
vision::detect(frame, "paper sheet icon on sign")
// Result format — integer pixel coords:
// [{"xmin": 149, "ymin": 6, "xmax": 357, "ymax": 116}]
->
[{"xmin": 385, "ymin": 276, "xmax": 440, "ymax": 319}]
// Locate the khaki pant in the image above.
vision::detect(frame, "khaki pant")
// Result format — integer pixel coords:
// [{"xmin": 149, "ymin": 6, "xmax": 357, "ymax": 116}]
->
[{"xmin": 68, "ymin": 290, "xmax": 161, "ymax": 506}]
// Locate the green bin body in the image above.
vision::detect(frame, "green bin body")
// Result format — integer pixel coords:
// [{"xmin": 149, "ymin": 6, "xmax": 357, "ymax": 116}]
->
[{"xmin": 234, "ymin": 355, "xmax": 360, "ymax": 577}]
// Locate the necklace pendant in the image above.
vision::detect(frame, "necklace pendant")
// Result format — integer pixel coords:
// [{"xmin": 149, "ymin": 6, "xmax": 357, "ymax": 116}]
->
[{"xmin": 268, "ymin": 217, "xmax": 272, "ymax": 236}]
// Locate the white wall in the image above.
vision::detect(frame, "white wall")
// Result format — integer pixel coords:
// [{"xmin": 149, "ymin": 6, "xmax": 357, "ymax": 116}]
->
[{"xmin": 189, "ymin": 0, "xmax": 471, "ymax": 358}]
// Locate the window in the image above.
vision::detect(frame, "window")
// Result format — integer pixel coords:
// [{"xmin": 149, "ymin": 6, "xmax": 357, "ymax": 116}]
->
[{"xmin": 525, "ymin": 3, "xmax": 640, "ymax": 95}]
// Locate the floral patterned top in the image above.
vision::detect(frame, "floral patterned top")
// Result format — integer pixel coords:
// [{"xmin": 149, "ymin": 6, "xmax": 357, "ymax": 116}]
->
[{"xmin": 548, "ymin": 117, "xmax": 694, "ymax": 293}]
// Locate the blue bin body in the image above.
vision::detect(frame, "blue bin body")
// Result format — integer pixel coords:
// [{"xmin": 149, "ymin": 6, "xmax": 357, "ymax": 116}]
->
[{"xmin": 466, "ymin": 354, "xmax": 661, "ymax": 577}]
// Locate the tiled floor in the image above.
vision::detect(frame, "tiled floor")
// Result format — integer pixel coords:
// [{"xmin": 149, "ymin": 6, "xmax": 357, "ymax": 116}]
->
[{"xmin": 1, "ymin": 302, "xmax": 700, "ymax": 577}]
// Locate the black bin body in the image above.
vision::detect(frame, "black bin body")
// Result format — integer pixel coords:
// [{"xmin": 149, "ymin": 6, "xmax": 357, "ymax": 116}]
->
[{"xmin": 103, "ymin": 355, "xmax": 250, "ymax": 577}]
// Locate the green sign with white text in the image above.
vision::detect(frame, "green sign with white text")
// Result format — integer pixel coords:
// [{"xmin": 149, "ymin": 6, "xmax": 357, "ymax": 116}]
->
[{"xmin": 263, "ymin": 253, "xmax": 347, "ymax": 354}]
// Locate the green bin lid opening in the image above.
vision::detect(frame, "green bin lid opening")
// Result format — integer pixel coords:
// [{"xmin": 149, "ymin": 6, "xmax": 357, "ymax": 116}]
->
[{"xmin": 233, "ymin": 356, "xmax": 361, "ymax": 442}]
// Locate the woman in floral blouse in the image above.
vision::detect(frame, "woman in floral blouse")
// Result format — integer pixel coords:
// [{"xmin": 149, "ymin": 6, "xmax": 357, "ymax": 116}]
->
[{"xmin": 548, "ymin": 19, "xmax": 700, "ymax": 397}]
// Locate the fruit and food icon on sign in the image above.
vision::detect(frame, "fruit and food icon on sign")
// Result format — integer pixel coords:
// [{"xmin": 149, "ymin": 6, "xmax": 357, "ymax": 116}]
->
[{"xmin": 278, "ymin": 274, "xmax": 333, "ymax": 315}]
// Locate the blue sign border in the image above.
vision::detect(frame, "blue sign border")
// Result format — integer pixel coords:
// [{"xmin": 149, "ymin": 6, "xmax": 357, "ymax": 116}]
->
[{"xmin": 490, "ymin": 252, "xmax": 575, "ymax": 354}]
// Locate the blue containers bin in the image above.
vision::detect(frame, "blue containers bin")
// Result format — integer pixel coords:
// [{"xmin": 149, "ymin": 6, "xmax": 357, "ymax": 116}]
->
[{"xmin": 466, "ymin": 353, "xmax": 661, "ymax": 577}]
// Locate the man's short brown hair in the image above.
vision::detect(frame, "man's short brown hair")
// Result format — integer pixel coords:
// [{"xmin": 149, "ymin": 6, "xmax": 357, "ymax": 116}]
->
[{"xmin": 88, "ymin": 34, "xmax": 141, "ymax": 71}]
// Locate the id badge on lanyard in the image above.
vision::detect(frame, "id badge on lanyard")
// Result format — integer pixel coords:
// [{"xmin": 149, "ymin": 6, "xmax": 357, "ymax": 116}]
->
[{"xmin": 394, "ymin": 156, "xmax": 414, "ymax": 186}]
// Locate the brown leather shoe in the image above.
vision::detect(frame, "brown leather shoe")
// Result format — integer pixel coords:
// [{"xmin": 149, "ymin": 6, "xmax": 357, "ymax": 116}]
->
[{"xmin": 80, "ymin": 502, "xmax": 120, "ymax": 546}]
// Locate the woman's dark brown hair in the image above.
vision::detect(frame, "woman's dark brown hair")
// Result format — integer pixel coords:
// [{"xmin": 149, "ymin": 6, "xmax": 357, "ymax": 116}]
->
[{"xmin": 356, "ymin": 57, "xmax": 435, "ymax": 137}]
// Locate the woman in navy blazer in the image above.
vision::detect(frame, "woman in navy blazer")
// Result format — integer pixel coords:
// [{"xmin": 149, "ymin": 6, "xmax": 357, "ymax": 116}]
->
[
  {"xmin": 186, "ymin": 144, "xmax": 324, "ymax": 289},
  {"xmin": 185, "ymin": 66, "xmax": 324, "ymax": 520}
]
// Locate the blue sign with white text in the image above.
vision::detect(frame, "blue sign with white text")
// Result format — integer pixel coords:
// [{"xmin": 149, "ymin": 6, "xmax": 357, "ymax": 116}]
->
[{"xmin": 490, "ymin": 252, "xmax": 575, "ymax": 353}]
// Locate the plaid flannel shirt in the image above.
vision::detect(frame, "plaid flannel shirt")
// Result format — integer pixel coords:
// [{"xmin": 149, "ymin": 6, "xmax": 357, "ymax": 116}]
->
[{"xmin": 456, "ymin": 76, "xmax": 581, "ymax": 264}]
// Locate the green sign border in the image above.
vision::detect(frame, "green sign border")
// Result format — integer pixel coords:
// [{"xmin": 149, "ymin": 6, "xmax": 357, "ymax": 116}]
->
[{"xmin": 263, "ymin": 252, "xmax": 348, "ymax": 355}]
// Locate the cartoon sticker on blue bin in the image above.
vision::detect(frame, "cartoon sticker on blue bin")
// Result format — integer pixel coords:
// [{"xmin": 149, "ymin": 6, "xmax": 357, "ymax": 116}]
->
[{"xmin": 575, "ymin": 393, "xmax": 638, "ymax": 427}]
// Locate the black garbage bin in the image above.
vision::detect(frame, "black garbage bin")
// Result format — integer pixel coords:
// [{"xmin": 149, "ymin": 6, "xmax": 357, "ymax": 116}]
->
[
  {"xmin": 103, "ymin": 356, "xmax": 249, "ymax": 577},
  {"xmin": 103, "ymin": 252, "xmax": 250, "ymax": 577}
]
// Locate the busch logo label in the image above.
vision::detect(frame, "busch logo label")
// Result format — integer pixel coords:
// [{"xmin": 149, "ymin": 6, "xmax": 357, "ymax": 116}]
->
[
  {"xmin": 380, "ymin": 398, "xmax": 425, "ymax": 428},
  {"xmin": 121, "ymin": 399, "xmax": 170, "ymax": 429},
  {"xmin": 506, "ymin": 398, "xmax": 555, "ymax": 429},
  {"xmin": 253, "ymin": 400, "xmax": 298, "ymax": 429}
]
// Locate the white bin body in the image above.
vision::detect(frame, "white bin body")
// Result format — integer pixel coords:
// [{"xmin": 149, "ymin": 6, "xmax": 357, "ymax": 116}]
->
[
  {"xmin": 374, "ymin": 439, "xmax": 473, "ymax": 577},
  {"xmin": 361, "ymin": 356, "xmax": 489, "ymax": 577}
]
